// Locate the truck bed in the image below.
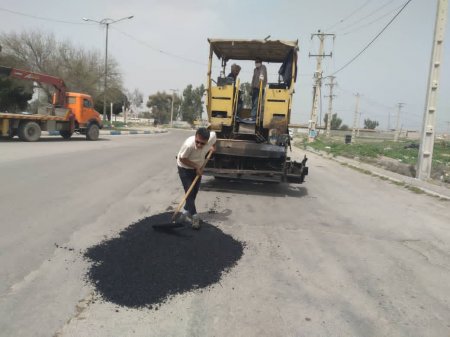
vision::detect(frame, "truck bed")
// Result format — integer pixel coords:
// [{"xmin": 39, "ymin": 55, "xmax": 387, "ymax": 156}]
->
[{"xmin": 0, "ymin": 113, "xmax": 68, "ymax": 121}]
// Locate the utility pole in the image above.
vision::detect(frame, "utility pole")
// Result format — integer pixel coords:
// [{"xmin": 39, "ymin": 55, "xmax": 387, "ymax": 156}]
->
[
  {"xmin": 357, "ymin": 111, "xmax": 362, "ymax": 137},
  {"xmin": 170, "ymin": 89, "xmax": 178, "ymax": 128},
  {"xmin": 417, "ymin": 0, "xmax": 448, "ymax": 180},
  {"xmin": 83, "ymin": 16, "xmax": 134, "ymax": 123},
  {"xmin": 308, "ymin": 30, "xmax": 335, "ymax": 142},
  {"xmin": 123, "ymin": 104, "xmax": 127, "ymax": 127},
  {"xmin": 351, "ymin": 93, "xmax": 360, "ymax": 143},
  {"xmin": 324, "ymin": 76, "xmax": 336, "ymax": 137},
  {"xmin": 387, "ymin": 111, "xmax": 391, "ymax": 131},
  {"xmin": 394, "ymin": 103, "xmax": 405, "ymax": 142},
  {"xmin": 110, "ymin": 102, "xmax": 114, "ymax": 124}
]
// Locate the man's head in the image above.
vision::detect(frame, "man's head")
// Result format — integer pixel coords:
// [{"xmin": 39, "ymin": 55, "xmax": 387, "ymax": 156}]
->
[
  {"xmin": 231, "ymin": 63, "xmax": 241, "ymax": 76},
  {"xmin": 255, "ymin": 58, "xmax": 262, "ymax": 68},
  {"xmin": 195, "ymin": 127, "xmax": 210, "ymax": 148}
]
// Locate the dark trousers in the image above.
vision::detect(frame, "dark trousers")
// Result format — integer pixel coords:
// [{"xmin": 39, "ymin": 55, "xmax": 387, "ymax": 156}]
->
[
  {"xmin": 178, "ymin": 166, "xmax": 202, "ymax": 215},
  {"xmin": 251, "ymin": 88, "xmax": 264, "ymax": 117}
]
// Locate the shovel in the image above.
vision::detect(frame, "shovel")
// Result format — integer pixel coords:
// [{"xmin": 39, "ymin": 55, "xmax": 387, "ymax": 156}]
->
[{"xmin": 152, "ymin": 150, "xmax": 213, "ymax": 230}]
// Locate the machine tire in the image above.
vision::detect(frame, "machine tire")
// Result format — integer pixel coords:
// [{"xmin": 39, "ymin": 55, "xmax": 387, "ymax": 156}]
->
[
  {"xmin": 18, "ymin": 121, "xmax": 41, "ymax": 142},
  {"xmin": 60, "ymin": 130, "xmax": 73, "ymax": 140},
  {"xmin": 86, "ymin": 123, "xmax": 99, "ymax": 141}
]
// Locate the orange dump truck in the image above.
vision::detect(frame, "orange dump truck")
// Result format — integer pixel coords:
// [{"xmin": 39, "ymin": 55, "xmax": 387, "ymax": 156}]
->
[{"xmin": 0, "ymin": 66, "xmax": 102, "ymax": 141}]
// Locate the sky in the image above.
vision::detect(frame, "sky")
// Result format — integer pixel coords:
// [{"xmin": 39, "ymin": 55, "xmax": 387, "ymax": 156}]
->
[{"xmin": 0, "ymin": 0, "xmax": 449, "ymax": 133}]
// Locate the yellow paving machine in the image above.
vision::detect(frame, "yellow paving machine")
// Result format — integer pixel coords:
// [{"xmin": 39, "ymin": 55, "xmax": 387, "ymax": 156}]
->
[{"xmin": 204, "ymin": 38, "xmax": 308, "ymax": 183}]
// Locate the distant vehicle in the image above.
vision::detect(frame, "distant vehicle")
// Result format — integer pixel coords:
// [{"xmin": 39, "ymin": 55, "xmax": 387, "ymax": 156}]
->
[
  {"xmin": 203, "ymin": 38, "xmax": 308, "ymax": 183},
  {"xmin": 0, "ymin": 66, "xmax": 102, "ymax": 141}
]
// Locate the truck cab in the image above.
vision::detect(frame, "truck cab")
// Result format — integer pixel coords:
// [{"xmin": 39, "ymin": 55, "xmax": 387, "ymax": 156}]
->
[{"xmin": 66, "ymin": 92, "xmax": 102, "ymax": 129}]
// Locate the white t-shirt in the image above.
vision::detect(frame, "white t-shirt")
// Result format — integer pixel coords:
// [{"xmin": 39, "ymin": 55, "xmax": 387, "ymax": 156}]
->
[{"xmin": 177, "ymin": 132, "xmax": 217, "ymax": 169}]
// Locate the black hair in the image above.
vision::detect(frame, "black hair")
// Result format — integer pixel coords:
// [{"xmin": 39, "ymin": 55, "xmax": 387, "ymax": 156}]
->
[{"xmin": 196, "ymin": 127, "xmax": 210, "ymax": 140}]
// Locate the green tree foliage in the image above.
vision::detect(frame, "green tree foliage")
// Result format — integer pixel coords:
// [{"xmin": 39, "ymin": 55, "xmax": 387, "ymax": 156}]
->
[
  {"xmin": 146, "ymin": 91, "xmax": 172, "ymax": 124},
  {"xmin": 340, "ymin": 124, "xmax": 349, "ymax": 131},
  {"xmin": 180, "ymin": 84, "xmax": 205, "ymax": 124},
  {"xmin": 364, "ymin": 118, "xmax": 379, "ymax": 129},
  {"xmin": 0, "ymin": 78, "xmax": 32, "ymax": 112},
  {"xmin": 94, "ymin": 87, "xmax": 129, "ymax": 119},
  {"xmin": 323, "ymin": 113, "xmax": 343, "ymax": 130},
  {"xmin": 145, "ymin": 91, "xmax": 182, "ymax": 125},
  {"xmin": 0, "ymin": 30, "xmax": 124, "ymax": 114}
]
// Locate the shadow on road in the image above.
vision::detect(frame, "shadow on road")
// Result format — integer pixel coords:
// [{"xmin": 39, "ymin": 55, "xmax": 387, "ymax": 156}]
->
[{"xmin": 201, "ymin": 177, "xmax": 308, "ymax": 198}]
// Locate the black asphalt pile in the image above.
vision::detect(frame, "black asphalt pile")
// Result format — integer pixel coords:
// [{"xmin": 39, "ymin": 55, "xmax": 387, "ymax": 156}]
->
[{"xmin": 84, "ymin": 212, "xmax": 244, "ymax": 309}]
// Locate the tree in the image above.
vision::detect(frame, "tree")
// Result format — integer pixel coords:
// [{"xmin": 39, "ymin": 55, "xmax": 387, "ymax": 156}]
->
[
  {"xmin": 323, "ymin": 113, "xmax": 343, "ymax": 130},
  {"xmin": 127, "ymin": 88, "xmax": 144, "ymax": 117},
  {"xmin": 0, "ymin": 78, "xmax": 32, "ymax": 112},
  {"xmin": 146, "ymin": 91, "xmax": 172, "ymax": 124},
  {"xmin": 180, "ymin": 84, "xmax": 205, "ymax": 124},
  {"xmin": 340, "ymin": 124, "xmax": 349, "ymax": 131},
  {"xmin": 364, "ymin": 118, "xmax": 379, "ymax": 129},
  {"xmin": 0, "ymin": 30, "xmax": 124, "ymax": 115}
]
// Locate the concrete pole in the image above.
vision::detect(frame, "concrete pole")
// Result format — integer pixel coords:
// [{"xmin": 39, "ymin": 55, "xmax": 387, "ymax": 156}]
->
[
  {"xmin": 110, "ymin": 102, "xmax": 113, "ymax": 125},
  {"xmin": 171, "ymin": 91, "xmax": 175, "ymax": 128},
  {"xmin": 357, "ymin": 111, "xmax": 361, "ymax": 137},
  {"xmin": 394, "ymin": 103, "xmax": 404, "ymax": 142},
  {"xmin": 170, "ymin": 89, "xmax": 177, "ymax": 128},
  {"xmin": 308, "ymin": 31, "xmax": 334, "ymax": 142},
  {"xmin": 417, "ymin": 0, "xmax": 448, "ymax": 180},
  {"xmin": 387, "ymin": 111, "xmax": 391, "ymax": 131},
  {"xmin": 103, "ymin": 23, "xmax": 109, "ymax": 123},
  {"xmin": 325, "ymin": 76, "xmax": 336, "ymax": 137},
  {"xmin": 351, "ymin": 93, "xmax": 360, "ymax": 143}
]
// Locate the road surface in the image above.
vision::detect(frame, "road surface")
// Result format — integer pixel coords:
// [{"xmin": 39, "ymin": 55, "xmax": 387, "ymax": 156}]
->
[{"xmin": 0, "ymin": 131, "xmax": 449, "ymax": 337}]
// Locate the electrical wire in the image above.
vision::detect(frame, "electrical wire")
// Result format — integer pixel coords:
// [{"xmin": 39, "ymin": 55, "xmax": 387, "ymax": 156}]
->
[
  {"xmin": 336, "ymin": 0, "xmax": 396, "ymax": 33},
  {"xmin": 0, "ymin": 7, "xmax": 89, "ymax": 25},
  {"xmin": 325, "ymin": 0, "xmax": 372, "ymax": 31},
  {"xmin": 341, "ymin": 4, "xmax": 405, "ymax": 36},
  {"xmin": 111, "ymin": 27, "xmax": 206, "ymax": 66},
  {"xmin": 331, "ymin": 0, "xmax": 413, "ymax": 76}
]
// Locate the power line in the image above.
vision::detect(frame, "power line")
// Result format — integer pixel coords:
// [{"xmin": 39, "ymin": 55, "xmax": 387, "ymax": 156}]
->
[
  {"xmin": 111, "ymin": 27, "xmax": 206, "ymax": 66},
  {"xmin": 341, "ymin": 4, "xmax": 404, "ymax": 36},
  {"xmin": 0, "ymin": 7, "xmax": 89, "ymax": 25},
  {"xmin": 331, "ymin": 0, "xmax": 413, "ymax": 76},
  {"xmin": 336, "ymin": 0, "xmax": 396, "ymax": 33},
  {"xmin": 325, "ymin": 0, "xmax": 372, "ymax": 31}
]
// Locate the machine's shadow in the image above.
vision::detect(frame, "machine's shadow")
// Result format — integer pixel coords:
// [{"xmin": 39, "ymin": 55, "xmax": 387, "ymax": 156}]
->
[{"xmin": 201, "ymin": 177, "xmax": 308, "ymax": 198}]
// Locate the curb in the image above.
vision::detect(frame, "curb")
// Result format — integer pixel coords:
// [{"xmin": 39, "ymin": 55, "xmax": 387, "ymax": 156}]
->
[
  {"xmin": 47, "ymin": 130, "xmax": 167, "ymax": 136},
  {"xmin": 105, "ymin": 130, "xmax": 167, "ymax": 135},
  {"xmin": 304, "ymin": 147, "xmax": 450, "ymax": 201}
]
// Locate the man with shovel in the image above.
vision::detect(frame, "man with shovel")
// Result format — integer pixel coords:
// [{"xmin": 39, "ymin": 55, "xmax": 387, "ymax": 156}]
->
[{"xmin": 177, "ymin": 127, "xmax": 216, "ymax": 229}]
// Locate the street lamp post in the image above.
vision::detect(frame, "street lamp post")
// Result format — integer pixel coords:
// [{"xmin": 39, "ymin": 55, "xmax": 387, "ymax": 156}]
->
[{"xmin": 83, "ymin": 16, "xmax": 133, "ymax": 124}]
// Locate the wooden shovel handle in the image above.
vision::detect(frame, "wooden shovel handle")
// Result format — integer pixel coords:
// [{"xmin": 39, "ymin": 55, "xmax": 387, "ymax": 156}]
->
[{"xmin": 172, "ymin": 150, "xmax": 213, "ymax": 220}]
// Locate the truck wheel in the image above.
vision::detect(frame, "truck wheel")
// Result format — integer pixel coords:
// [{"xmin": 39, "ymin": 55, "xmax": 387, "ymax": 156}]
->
[
  {"xmin": 18, "ymin": 121, "xmax": 41, "ymax": 142},
  {"xmin": 86, "ymin": 124, "xmax": 99, "ymax": 141},
  {"xmin": 60, "ymin": 130, "xmax": 73, "ymax": 139}
]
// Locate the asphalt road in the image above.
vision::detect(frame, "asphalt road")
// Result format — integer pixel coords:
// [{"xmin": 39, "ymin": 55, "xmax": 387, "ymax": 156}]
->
[{"xmin": 0, "ymin": 131, "xmax": 449, "ymax": 337}]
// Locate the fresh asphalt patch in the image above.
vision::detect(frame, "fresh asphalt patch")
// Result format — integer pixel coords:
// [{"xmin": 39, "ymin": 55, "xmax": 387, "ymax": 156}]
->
[{"xmin": 84, "ymin": 212, "xmax": 244, "ymax": 309}]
